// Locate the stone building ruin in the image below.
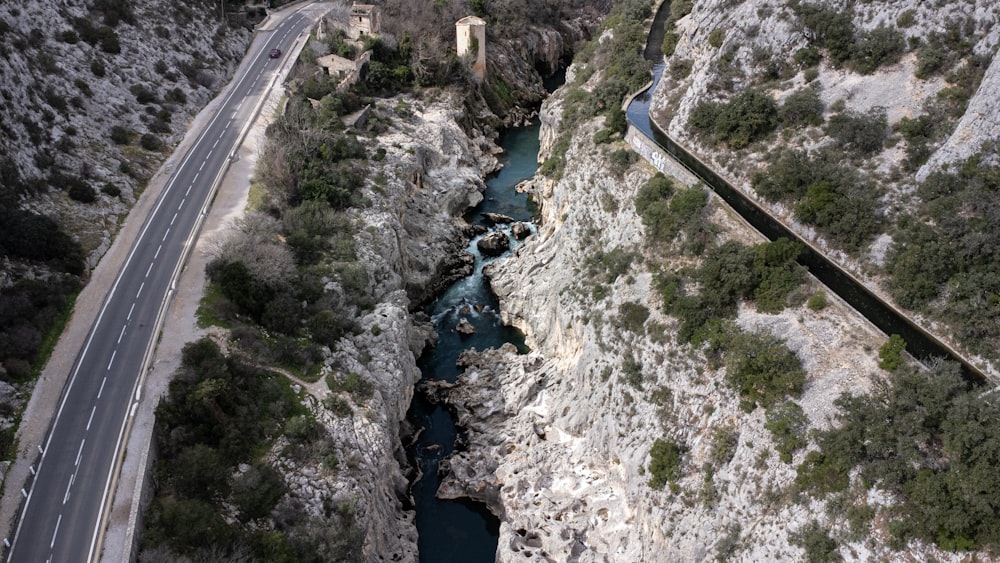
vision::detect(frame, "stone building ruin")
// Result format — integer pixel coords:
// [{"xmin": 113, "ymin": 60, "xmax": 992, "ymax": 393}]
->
[
  {"xmin": 349, "ymin": 4, "xmax": 380, "ymax": 40},
  {"xmin": 456, "ymin": 15, "xmax": 486, "ymax": 81}
]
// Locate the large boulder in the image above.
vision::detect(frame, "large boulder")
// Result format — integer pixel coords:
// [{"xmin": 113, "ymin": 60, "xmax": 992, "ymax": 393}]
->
[
  {"xmin": 482, "ymin": 212, "xmax": 515, "ymax": 225},
  {"xmin": 511, "ymin": 222, "xmax": 531, "ymax": 240},
  {"xmin": 456, "ymin": 318, "xmax": 476, "ymax": 336},
  {"xmin": 477, "ymin": 231, "xmax": 510, "ymax": 256}
]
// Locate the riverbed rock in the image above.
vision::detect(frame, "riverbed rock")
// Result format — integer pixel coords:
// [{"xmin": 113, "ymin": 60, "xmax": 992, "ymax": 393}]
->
[
  {"xmin": 511, "ymin": 222, "xmax": 532, "ymax": 240},
  {"xmin": 482, "ymin": 212, "xmax": 515, "ymax": 225},
  {"xmin": 477, "ymin": 231, "xmax": 511, "ymax": 256},
  {"xmin": 456, "ymin": 318, "xmax": 476, "ymax": 336}
]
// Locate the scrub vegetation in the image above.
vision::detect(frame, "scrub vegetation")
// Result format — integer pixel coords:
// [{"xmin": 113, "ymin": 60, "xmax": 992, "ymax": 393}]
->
[{"xmin": 797, "ymin": 362, "xmax": 1000, "ymax": 552}]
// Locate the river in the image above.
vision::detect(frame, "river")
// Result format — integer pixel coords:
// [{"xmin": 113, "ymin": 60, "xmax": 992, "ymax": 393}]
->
[{"xmin": 405, "ymin": 123, "xmax": 540, "ymax": 562}]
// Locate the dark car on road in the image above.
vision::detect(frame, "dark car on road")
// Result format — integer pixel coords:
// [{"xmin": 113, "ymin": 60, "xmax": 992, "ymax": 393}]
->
[{"xmin": 269, "ymin": 48, "xmax": 281, "ymax": 59}]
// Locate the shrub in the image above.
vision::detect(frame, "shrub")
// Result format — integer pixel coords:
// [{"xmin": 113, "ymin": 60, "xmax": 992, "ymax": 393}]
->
[
  {"xmin": 91, "ymin": 59, "xmax": 106, "ymax": 77},
  {"xmin": 708, "ymin": 28, "xmax": 724, "ymax": 48},
  {"xmin": 67, "ymin": 181, "xmax": 96, "ymax": 203},
  {"xmin": 806, "ymin": 291, "xmax": 827, "ymax": 311},
  {"xmin": 794, "ymin": 46, "xmax": 822, "ymax": 68},
  {"xmin": 850, "ymin": 25, "xmax": 904, "ymax": 75},
  {"xmin": 327, "ymin": 372, "xmax": 373, "ymax": 401},
  {"xmin": 877, "ymin": 334, "xmax": 906, "ymax": 371},
  {"xmin": 58, "ymin": 30, "xmax": 79, "ymax": 44},
  {"xmin": 648, "ymin": 438, "xmax": 684, "ymax": 490},
  {"xmin": 798, "ymin": 362, "xmax": 1000, "ymax": 550},
  {"xmin": 765, "ymin": 400, "xmax": 808, "ymax": 462},
  {"xmin": 662, "ymin": 31, "xmax": 679, "ymax": 57},
  {"xmin": 617, "ymin": 301, "xmax": 650, "ymax": 334},
  {"xmin": 779, "ymin": 87, "xmax": 824, "ymax": 127},
  {"xmin": 690, "ymin": 89, "xmax": 778, "ymax": 149},
  {"xmin": 110, "ymin": 125, "xmax": 130, "ymax": 145},
  {"xmin": 790, "ymin": 521, "xmax": 841, "ymax": 563},
  {"xmin": 130, "ymin": 83, "xmax": 157, "ymax": 104},
  {"xmin": 724, "ymin": 329, "xmax": 805, "ymax": 410},
  {"xmin": 101, "ymin": 183, "xmax": 121, "ymax": 197},
  {"xmin": 896, "ymin": 9, "xmax": 917, "ymax": 28},
  {"xmin": 793, "ymin": 4, "xmax": 855, "ymax": 65},
  {"xmin": 710, "ymin": 426, "xmax": 739, "ymax": 466},
  {"xmin": 825, "ymin": 108, "xmax": 887, "ymax": 157},
  {"xmin": 140, "ymin": 133, "xmax": 163, "ymax": 151}
]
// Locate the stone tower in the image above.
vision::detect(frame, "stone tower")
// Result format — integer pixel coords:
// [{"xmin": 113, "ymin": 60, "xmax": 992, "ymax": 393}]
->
[
  {"xmin": 456, "ymin": 16, "xmax": 486, "ymax": 81},
  {"xmin": 349, "ymin": 3, "xmax": 380, "ymax": 40}
]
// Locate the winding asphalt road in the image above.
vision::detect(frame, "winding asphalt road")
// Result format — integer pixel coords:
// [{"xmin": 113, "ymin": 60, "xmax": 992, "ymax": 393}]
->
[{"xmin": 5, "ymin": 6, "xmax": 324, "ymax": 562}]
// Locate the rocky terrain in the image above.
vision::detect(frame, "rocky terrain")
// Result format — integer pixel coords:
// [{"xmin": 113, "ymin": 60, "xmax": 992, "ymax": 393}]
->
[
  {"xmin": 425, "ymin": 4, "xmax": 1000, "ymax": 560},
  {"xmin": 651, "ymin": 0, "xmax": 1000, "ymax": 375},
  {"xmin": 0, "ymin": 0, "xmax": 251, "ymax": 268}
]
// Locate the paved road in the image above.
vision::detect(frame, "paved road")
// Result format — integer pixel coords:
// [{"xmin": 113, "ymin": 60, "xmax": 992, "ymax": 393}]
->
[{"xmin": 5, "ymin": 8, "xmax": 322, "ymax": 562}]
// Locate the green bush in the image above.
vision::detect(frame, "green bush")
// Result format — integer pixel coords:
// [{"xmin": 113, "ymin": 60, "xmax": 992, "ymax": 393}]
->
[
  {"xmin": 617, "ymin": 301, "xmax": 650, "ymax": 334},
  {"xmin": 708, "ymin": 28, "xmax": 724, "ymax": 48},
  {"xmin": 765, "ymin": 400, "xmax": 808, "ymax": 462},
  {"xmin": 806, "ymin": 291, "xmax": 827, "ymax": 311},
  {"xmin": 850, "ymin": 25, "xmax": 904, "ymax": 75},
  {"xmin": 648, "ymin": 438, "xmax": 684, "ymax": 490},
  {"xmin": 896, "ymin": 9, "xmax": 917, "ymax": 28},
  {"xmin": 825, "ymin": 108, "xmax": 887, "ymax": 157},
  {"xmin": 724, "ymin": 330, "xmax": 805, "ymax": 410},
  {"xmin": 797, "ymin": 362, "xmax": 1000, "ymax": 551},
  {"xmin": 662, "ymin": 31, "xmax": 679, "ymax": 57},
  {"xmin": 793, "ymin": 4, "xmax": 855, "ymax": 65},
  {"xmin": 794, "ymin": 46, "xmax": 822, "ymax": 68},
  {"xmin": 779, "ymin": 87, "xmax": 824, "ymax": 127},
  {"xmin": 752, "ymin": 149, "xmax": 882, "ymax": 253},
  {"xmin": 877, "ymin": 334, "xmax": 906, "ymax": 371},
  {"xmin": 140, "ymin": 133, "xmax": 163, "ymax": 151},
  {"xmin": 710, "ymin": 425, "xmax": 739, "ymax": 466},
  {"xmin": 790, "ymin": 521, "xmax": 841, "ymax": 563},
  {"xmin": 689, "ymin": 89, "xmax": 778, "ymax": 149},
  {"xmin": 110, "ymin": 125, "xmax": 130, "ymax": 145}
]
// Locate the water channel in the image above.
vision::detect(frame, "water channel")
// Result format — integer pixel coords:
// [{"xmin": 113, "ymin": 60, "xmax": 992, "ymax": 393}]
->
[
  {"xmin": 405, "ymin": 123, "xmax": 540, "ymax": 561},
  {"xmin": 627, "ymin": 0, "xmax": 983, "ymax": 383}
]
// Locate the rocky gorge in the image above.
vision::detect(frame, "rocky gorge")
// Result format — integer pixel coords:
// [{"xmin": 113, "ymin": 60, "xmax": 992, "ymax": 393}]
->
[{"xmin": 424, "ymin": 2, "xmax": 1000, "ymax": 561}]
